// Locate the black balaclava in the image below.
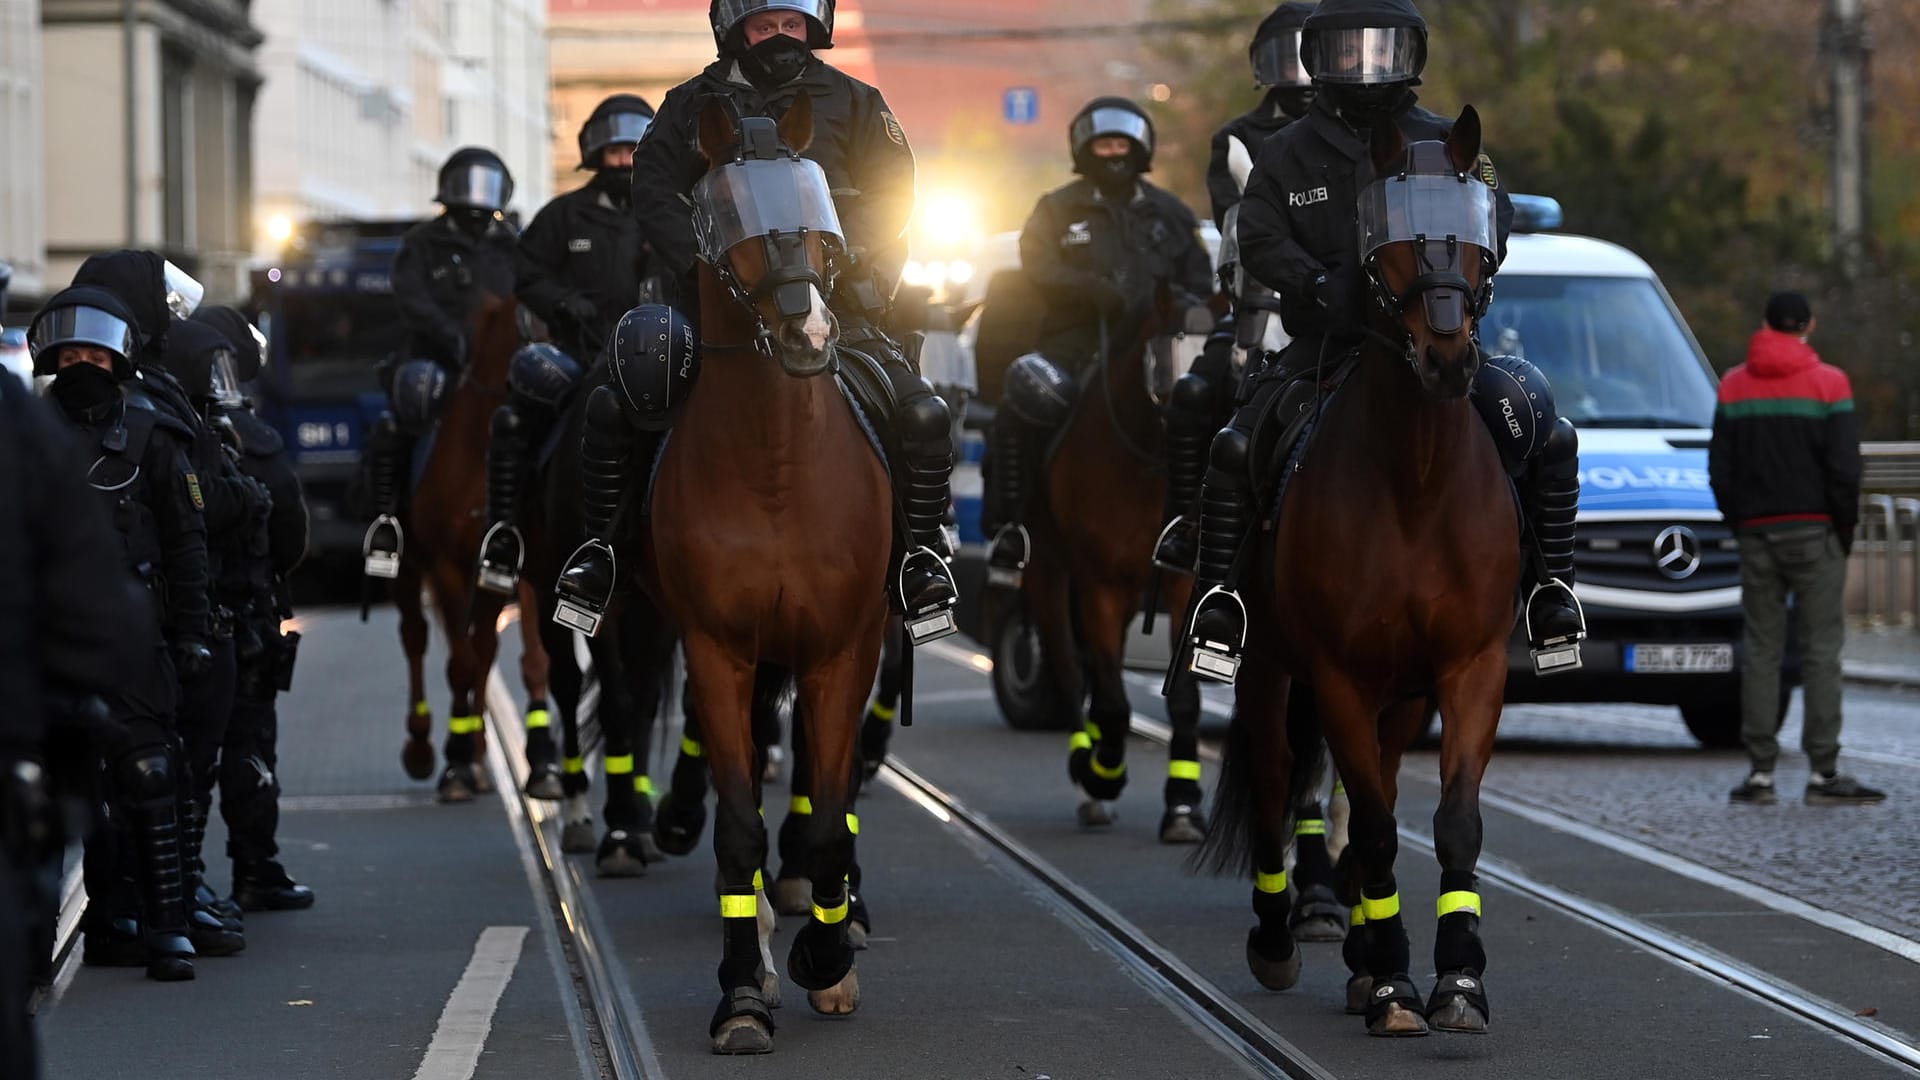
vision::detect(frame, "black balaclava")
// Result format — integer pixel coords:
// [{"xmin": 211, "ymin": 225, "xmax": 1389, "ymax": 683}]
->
[
  {"xmin": 589, "ymin": 165, "xmax": 633, "ymax": 205},
  {"xmin": 50, "ymin": 362, "xmax": 122, "ymax": 416},
  {"xmin": 1325, "ymin": 83, "xmax": 1413, "ymax": 127},
  {"xmin": 450, "ymin": 207, "xmax": 496, "ymax": 238},
  {"xmin": 741, "ymin": 33, "xmax": 811, "ymax": 89},
  {"xmin": 72, "ymin": 249, "xmax": 169, "ymax": 354},
  {"xmin": 1269, "ymin": 86, "xmax": 1315, "ymax": 121},
  {"xmin": 1089, "ymin": 150, "xmax": 1142, "ymax": 199}
]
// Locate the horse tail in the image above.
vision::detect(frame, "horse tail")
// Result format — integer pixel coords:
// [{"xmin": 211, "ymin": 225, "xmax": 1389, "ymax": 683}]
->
[{"xmin": 1191, "ymin": 700, "xmax": 1257, "ymax": 877}]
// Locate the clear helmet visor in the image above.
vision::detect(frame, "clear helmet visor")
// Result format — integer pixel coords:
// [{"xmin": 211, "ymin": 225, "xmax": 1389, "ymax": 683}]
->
[
  {"xmin": 1357, "ymin": 173, "xmax": 1500, "ymax": 263},
  {"xmin": 163, "ymin": 260, "xmax": 205, "ymax": 319},
  {"xmin": 691, "ymin": 157, "xmax": 845, "ymax": 264},
  {"xmin": 208, "ymin": 349, "xmax": 244, "ymax": 407},
  {"xmin": 1251, "ymin": 31, "xmax": 1310, "ymax": 88},
  {"xmin": 1071, "ymin": 107, "xmax": 1154, "ymax": 158},
  {"xmin": 713, "ymin": 0, "xmax": 832, "ymax": 39},
  {"xmin": 583, "ymin": 112, "xmax": 653, "ymax": 156},
  {"xmin": 28, "ymin": 305, "xmax": 135, "ymax": 366},
  {"xmin": 1145, "ymin": 306, "xmax": 1217, "ymax": 407},
  {"xmin": 1306, "ymin": 27, "xmax": 1424, "ymax": 84},
  {"xmin": 441, "ymin": 164, "xmax": 509, "ymax": 210}
]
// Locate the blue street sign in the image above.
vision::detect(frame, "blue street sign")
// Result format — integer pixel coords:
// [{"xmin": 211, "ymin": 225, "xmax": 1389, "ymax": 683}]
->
[{"xmin": 1003, "ymin": 87, "xmax": 1038, "ymax": 126}]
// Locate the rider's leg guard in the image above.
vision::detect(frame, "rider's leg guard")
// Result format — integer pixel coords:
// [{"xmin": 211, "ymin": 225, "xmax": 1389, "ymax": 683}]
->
[
  {"xmin": 361, "ymin": 412, "xmax": 407, "ymax": 579},
  {"xmin": 984, "ymin": 415, "xmax": 1031, "ymax": 590},
  {"xmin": 1521, "ymin": 417, "xmax": 1586, "ymax": 673},
  {"xmin": 116, "ymin": 745, "xmax": 196, "ymax": 981},
  {"xmin": 554, "ymin": 385, "xmax": 631, "ymax": 636},
  {"xmin": 478, "ymin": 404, "xmax": 529, "ymax": 595},
  {"xmin": 1155, "ymin": 372, "xmax": 1218, "ymax": 573},
  {"xmin": 1187, "ymin": 425, "xmax": 1254, "ymax": 683},
  {"xmin": 891, "ymin": 378, "xmax": 960, "ymax": 644}
]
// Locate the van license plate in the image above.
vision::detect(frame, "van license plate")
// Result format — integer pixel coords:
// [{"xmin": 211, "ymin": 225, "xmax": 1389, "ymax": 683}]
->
[{"xmin": 1625, "ymin": 644, "xmax": 1734, "ymax": 673}]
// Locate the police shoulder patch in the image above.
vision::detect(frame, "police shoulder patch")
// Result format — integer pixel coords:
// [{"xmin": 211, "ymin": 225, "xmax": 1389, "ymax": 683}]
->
[
  {"xmin": 1476, "ymin": 153, "xmax": 1499, "ymax": 189},
  {"xmin": 881, "ymin": 111, "xmax": 906, "ymax": 147},
  {"xmin": 184, "ymin": 470, "xmax": 205, "ymax": 511}
]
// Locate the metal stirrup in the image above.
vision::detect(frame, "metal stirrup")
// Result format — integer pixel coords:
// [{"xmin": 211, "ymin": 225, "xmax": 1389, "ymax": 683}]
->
[
  {"xmin": 553, "ymin": 539, "xmax": 616, "ymax": 637},
  {"xmin": 1186, "ymin": 585, "xmax": 1246, "ymax": 684},
  {"xmin": 363, "ymin": 515, "xmax": 403, "ymax": 579},
  {"xmin": 477, "ymin": 522, "xmax": 524, "ymax": 595},
  {"xmin": 986, "ymin": 523, "xmax": 1030, "ymax": 590},
  {"xmin": 1525, "ymin": 579, "xmax": 1586, "ymax": 675},
  {"xmin": 899, "ymin": 546, "xmax": 958, "ymax": 646}
]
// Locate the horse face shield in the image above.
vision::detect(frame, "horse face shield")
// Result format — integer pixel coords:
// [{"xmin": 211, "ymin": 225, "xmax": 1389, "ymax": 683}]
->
[
  {"xmin": 1358, "ymin": 170, "xmax": 1498, "ymax": 341},
  {"xmin": 692, "ymin": 137, "xmax": 845, "ymax": 354}
]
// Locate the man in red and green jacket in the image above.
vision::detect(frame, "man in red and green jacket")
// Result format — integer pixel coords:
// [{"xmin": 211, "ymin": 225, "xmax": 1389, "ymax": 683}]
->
[{"xmin": 1709, "ymin": 291, "xmax": 1880, "ymax": 805}]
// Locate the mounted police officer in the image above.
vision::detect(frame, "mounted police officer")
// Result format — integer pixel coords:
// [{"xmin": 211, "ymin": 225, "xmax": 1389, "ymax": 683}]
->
[
  {"xmin": 1154, "ymin": 2, "xmax": 1318, "ymax": 572},
  {"xmin": 1184, "ymin": 0, "xmax": 1587, "ymax": 680},
  {"xmin": 363, "ymin": 147, "xmax": 519, "ymax": 577},
  {"xmin": 192, "ymin": 307, "xmax": 315, "ymax": 910},
  {"xmin": 29, "ymin": 286, "xmax": 210, "ymax": 981},
  {"xmin": 478, "ymin": 95, "xmax": 656, "ymax": 593},
  {"xmin": 552, "ymin": 0, "xmax": 961, "ymax": 644},
  {"xmin": 981, "ymin": 97, "xmax": 1213, "ymax": 588}
]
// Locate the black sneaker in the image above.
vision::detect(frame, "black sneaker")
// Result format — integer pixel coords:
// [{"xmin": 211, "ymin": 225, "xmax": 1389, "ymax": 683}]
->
[
  {"xmin": 1728, "ymin": 771, "xmax": 1777, "ymax": 805},
  {"xmin": 233, "ymin": 860, "xmax": 317, "ymax": 911},
  {"xmin": 1805, "ymin": 773, "xmax": 1886, "ymax": 805}
]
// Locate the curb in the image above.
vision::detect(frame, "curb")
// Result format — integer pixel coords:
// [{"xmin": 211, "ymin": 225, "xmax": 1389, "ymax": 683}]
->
[{"xmin": 1842, "ymin": 664, "xmax": 1920, "ymax": 691}]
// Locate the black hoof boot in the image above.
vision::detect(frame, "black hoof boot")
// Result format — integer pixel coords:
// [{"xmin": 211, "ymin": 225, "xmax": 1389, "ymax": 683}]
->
[
  {"xmin": 1158, "ymin": 802, "xmax": 1208, "ymax": 844},
  {"xmin": 787, "ymin": 919, "xmax": 855, "ymax": 993},
  {"xmin": 1290, "ymin": 883, "xmax": 1349, "ymax": 943},
  {"xmin": 1365, "ymin": 975, "xmax": 1430, "ymax": 1037},
  {"xmin": 1427, "ymin": 970, "xmax": 1490, "ymax": 1033},
  {"xmin": 232, "ymin": 861, "xmax": 316, "ymax": 912},
  {"xmin": 1246, "ymin": 926, "xmax": 1302, "ymax": 991},
  {"xmin": 594, "ymin": 829, "xmax": 651, "ymax": 878},
  {"xmin": 709, "ymin": 987, "xmax": 776, "ymax": 1055},
  {"xmin": 1068, "ymin": 734, "xmax": 1128, "ymax": 802},
  {"xmin": 523, "ymin": 728, "xmax": 565, "ymax": 801},
  {"xmin": 652, "ymin": 786, "xmax": 707, "ymax": 857},
  {"xmin": 437, "ymin": 763, "xmax": 478, "ymax": 804}
]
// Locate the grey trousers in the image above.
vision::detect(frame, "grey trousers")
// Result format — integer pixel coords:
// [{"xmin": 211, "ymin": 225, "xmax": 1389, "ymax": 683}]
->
[{"xmin": 1739, "ymin": 525, "xmax": 1848, "ymax": 774}]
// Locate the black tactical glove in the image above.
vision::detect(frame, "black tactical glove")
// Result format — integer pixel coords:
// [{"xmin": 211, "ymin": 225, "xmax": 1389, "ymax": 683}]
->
[
  {"xmin": 559, "ymin": 294, "xmax": 599, "ymax": 330},
  {"xmin": 171, "ymin": 638, "xmax": 214, "ymax": 682},
  {"xmin": 1312, "ymin": 264, "xmax": 1367, "ymax": 337}
]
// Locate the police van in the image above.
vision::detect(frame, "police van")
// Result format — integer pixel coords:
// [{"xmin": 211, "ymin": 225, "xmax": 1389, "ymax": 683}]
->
[{"xmin": 950, "ymin": 199, "xmax": 1765, "ymax": 747}]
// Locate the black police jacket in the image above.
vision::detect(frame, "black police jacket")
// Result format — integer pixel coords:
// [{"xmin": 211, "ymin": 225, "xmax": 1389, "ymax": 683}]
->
[
  {"xmin": 1018, "ymin": 177, "xmax": 1214, "ymax": 368},
  {"xmin": 228, "ymin": 408, "xmax": 308, "ymax": 579},
  {"xmin": 1238, "ymin": 93, "xmax": 1513, "ymax": 344},
  {"xmin": 392, "ymin": 214, "xmax": 518, "ymax": 367},
  {"xmin": 0, "ymin": 375, "xmax": 150, "ymax": 752},
  {"xmin": 128, "ymin": 375, "xmax": 260, "ymax": 588},
  {"xmin": 629, "ymin": 56, "xmax": 915, "ymax": 296},
  {"xmin": 515, "ymin": 181, "xmax": 651, "ymax": 361},
  {"xmin": 1207, "ymin": 95, "xmax": 1304, "ymax": 228}
]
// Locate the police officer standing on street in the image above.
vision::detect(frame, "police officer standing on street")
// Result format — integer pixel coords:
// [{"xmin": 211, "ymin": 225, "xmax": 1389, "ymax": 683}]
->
[
  {"xmin": 1154, "ymin": 2, "xmax": 1318, "ymax": 572},
  {"xmin": 29, "ymin": 286, "xmax": 211, "ymax": 982},
  {"xmin": 362, "ymin": 148, "xmax": 519, "ymax": 577},
  {"xmin": 477, "ymin": 95, "xmax": 656, "ymax": 592},
  {"xmin": 1183, "ymin": 0, "xmax": 1586, "ymax": 681},
  {"xmin": 981, "ymin": 97, "xmax": 1213, "ymax": 587},
  {"xmin": 553, "ymin": 0, "xmax": 961, "ymax": 644}
]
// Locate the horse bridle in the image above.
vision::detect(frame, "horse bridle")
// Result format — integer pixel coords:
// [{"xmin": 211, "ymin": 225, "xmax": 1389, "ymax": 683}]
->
[
  {"xmin": 702, "ymin": 227, "xmax": 842, "ymax": 358},
  {"xmin": 1362, "ymin": 234, "xmax": 1495, "ymax": 372}
]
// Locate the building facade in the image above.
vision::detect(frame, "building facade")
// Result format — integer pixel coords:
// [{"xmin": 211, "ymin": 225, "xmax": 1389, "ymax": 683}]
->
[{"xmin": 1, "ymin": 0, "xmax": 48, "ymax": 306}]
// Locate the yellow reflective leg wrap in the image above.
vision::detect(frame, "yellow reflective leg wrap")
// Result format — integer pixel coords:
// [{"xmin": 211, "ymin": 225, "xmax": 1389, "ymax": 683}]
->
[
  {"xmin": 870, "ymin": 702, "xmax": 896, "ymax": 722},
  {"xmin": 1069, "ymin": 731, "xmax": 1093, "ymax": 753},
  {"xmin": 413, "ymin": 700, "xmax": 430, "ymax": 718},
  {"xmin": 604, "ymin": 754, "xmax": 634, "ymax": 775},
  {"xmin": 1436, "ymin": 891, "xmax": 1482, "ymax": 918},
  {"xmin": 1333, "ymin": 780, "xmax": 1346, "ymax": 796},
  {"xmin": 846, "ymin": 813, "xmax": 859, "ymax": 836},
  {"xmin": 524, "ymin": 709, "xmax": 551, "ymax": 730},
  {"xmin": 812, "ymin": 898, "xmax": 850, "ymax": 925},
  {"xmin": 790, "ymin": 795, "xmax": 812, "ymax": 815},
  {"xmin": 679, "ymin": 736, "xmax": 704, "ymax": 758},
  {"xmin": 753, "ymin": 869, "xmax": 764, "ymax": 890},
  {"xmin": 448, "ymin": 715, "xmax": 484, "ymax": 735},
  {"xmin": 1351, "ymin": 905, "xmax": 1366, "ymax": 927},
  {"xmin": 564, "ymin": 756, "xmax": 585, "ymax": 775},
  {"xmin": 634, "ymin": 775, "xmax": 654, "ymax": 796},
  {"xmin": 1084, "ymin": 721, "xmax": 1103, "ymax": 742},
  {"xmin": 1168, "ymin": 760, "xmax": 1202, "ymax": 782},
  {"xmin": 1091, "ymin": 755, "xmax": 1127, "ymax": 781},
  {"xmin": 1295, "ymin": 818, "xmax": 1328, "ymax": 837},
  {"xmin": 1360, "ymin": 892, "xmax": 1401, "ymax": 921},
  {"xmin": 1256, "ymin": 870, "xmax": 1287, "ymax": 895},
  {"xmin": 719, "ymin": 893, "xmax": 759, "ymax": 919}
]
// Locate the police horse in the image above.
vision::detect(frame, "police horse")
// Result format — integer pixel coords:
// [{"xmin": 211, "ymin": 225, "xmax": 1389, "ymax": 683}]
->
[{"xmin": 1198, "ymin": 108, "xmax": 1516, "ymax": 1037}]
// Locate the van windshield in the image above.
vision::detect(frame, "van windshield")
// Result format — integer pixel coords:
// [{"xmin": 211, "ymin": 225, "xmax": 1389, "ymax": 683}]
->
[{"xmin": 1481, "ymin": 275, "xmax": 1718, "ymax": 428}]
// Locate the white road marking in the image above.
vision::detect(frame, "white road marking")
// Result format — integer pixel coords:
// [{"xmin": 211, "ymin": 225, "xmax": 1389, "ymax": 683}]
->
[{"xmin": 411, "ymin": 925, "xmax": 529, "ymax": 1080}]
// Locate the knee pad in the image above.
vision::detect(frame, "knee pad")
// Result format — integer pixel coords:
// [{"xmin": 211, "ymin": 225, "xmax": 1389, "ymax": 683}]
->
[
  {"xmin": 894, "ymin": 389, "xmax": 952, "ymax": 456},
  {"xmin": 1003, "ymin": 353, "xmax": 1077, "ymax": 427},
  {"xmin": 1472, "ymin": 353, "xmax": 1556, "ymax": 473},
  {"xmin": 390, "ymin": 359, "xmax": 449, "ymax": 435},
  {"xmin": 582, "ymin": 382, "xmax": 629, "ymax": 436},
  {"xmin": 507, "ymin": 342, "xmax": 582, "ymax": 410},
  {"xmin": 1537, "ymin": 416, "xmax": 1579, "ymax": 479},
  {"xmin": 1169, "ymin": 371, "xmax": 1217, "ymax": 413},
  {"xmin": 114, "ymin": 747, "xmax": 174, "ymax": 802},
  {"xmin": 608, "ymin": 304, "xmax": 698, "ymax": 432},
  {"xmin": 367, "ymin": 411, "xmax": 404, "ymax": 453},
  {"xmin": 1206, "ymin": 426, "xmax": 1252, "ymax": 488},
  {"xmin": 491, "ymin": 403, "xmax": 524, "ymax": 441}
]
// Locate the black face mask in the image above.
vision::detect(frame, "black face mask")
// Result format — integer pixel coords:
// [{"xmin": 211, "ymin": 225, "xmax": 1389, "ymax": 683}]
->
[
  {"xmin": 590, "ymin": 167, "xmax": 633, "ymax": 201},
  {"xmin": 741, "ymin": 34, "xmax": 811, "ymax": 89},
  {"xmin": 1326, "ymin": 83, "xmax": 1412, "ymax": 127},
  {"xmin": 1089, "ymin": 157, "xmax": 1140, "ymax": 198},
  {"xmin": 1270, "ymin": 87, "xmax": 1315, "ymax": 121},
  {"xmin": 452, "ymin": 208, "xmax": 495, "ymax": 236},
  {"xmin": 49, "ymin": 363, "xmax": 122, "ymax": 415}
]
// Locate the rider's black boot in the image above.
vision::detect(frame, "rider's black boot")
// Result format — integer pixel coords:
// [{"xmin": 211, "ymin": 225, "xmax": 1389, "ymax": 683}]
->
[
  {"xmin": 362, "ymin": 413, "xmax": 407, "ymax": 580},
  {"xmin": 121, "ymin": 750, "xmax": 195, "ymax": 981},
  {"xmin": 1522, "ymin": 418, "xmax": 1586, "ymax": 674},
  {"xmin": 1186, "ymin": 427, "xmax": 1254, "ymax": 683},
  {"xmin": 896, "ymin": 394, "xmax": 960, "ymax": 645},
  {"xmin": 478, "ymin": 405, "xmax": 528, "ymax": 595},
  {"xmin": 554, "ymin": 387, "xmax": 630, "ymax": 637},
  {"xmin": 984, "ymin": 416, "xmax": 1030, "ymax": 590},
  {"xmin": 1154, "ymin": 385, "xmax": 1215, "ymax": 572}
]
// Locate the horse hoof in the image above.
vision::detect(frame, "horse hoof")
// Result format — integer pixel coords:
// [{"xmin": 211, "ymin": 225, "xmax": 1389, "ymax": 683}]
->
[
  {"xmin": 1345, "ymin": 973, "xmax": 1372, "ymax": 1015},
  {"xmin": 1246, "ymin": 938, "xmax": 1301, "ymax": 991},
  {"xmin": 524, "ymin": 768, "xmax": 565, "ymax": 801},
  {"xmin": 806, "ymin": 969, "xmax": 860, "ymax": 1016},
  {"xmin": 1158, "ymin": 807, "xmax": 1207, "ymax": 845},
  {"xmin": 773, "ymin": 877, "xmax": 812, "ymax": 918},
  {"xmin": 847, "ymin": 920, "xmax": 869, "ymax": 951},
  {"xmin": 1076, "ymin": 798, "xmax": 1115, "ymax": 828},
  {"xmin": 595, "ymin": 831, "xmax": 649, "ymax": 878},
  {"xmin": 1290, "ymin": 914, "xmax": 1347, "ymax": 943},
  {"xmin": 652, "ymin": 793, "xmax": 707, "ymax": 857},
  {"xmin": 1428, "ymin": 995, "xmax": 1489, "ymax": 1034},
  {"xmin": 560, "ymin": 818, "xmax": 597, "ymax": 854},
  {"xmin": 402, "ymin": 739, "xmax": 435, "ymax": 781},
  {"xmin": 470, "ymin": 765, "xmax": 495, "ymax": 795},
  {"xmin": 710, "ymin": 1016, "xmax": 773, "ymax": 1055},
  {"xmin": 760, "ymin": 968, "xmax": 783, "ymax": 1010},
  {"xmin": 1367, "ymin": 1002, "xmax": 1430, "ymax": 1038},
  {"xmin": 436, "ymin": 767, "xmax": 475, "ymax": 804}
]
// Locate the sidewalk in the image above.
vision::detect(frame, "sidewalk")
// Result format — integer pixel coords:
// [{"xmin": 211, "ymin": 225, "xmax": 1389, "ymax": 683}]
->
[{"xmin": 1844, "ymin": 626, "xmax": 1920, "ymax": 690}]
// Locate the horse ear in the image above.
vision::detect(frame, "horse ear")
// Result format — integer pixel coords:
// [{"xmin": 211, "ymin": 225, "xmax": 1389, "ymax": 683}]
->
[
  {"xmin": 1369, "ymin": 118, "xmax": 1407, "ymax": 178},
  {"xmin": 1446, "ymin": 105, "xmax": 1483, "ymax": 176},
  {"xmin": 778, "ymin": 91, "xmax": 815, "ymax": 155},
  {"xmin": 697, "ymin": 96, "xmax": 739, "ymax": 165}
]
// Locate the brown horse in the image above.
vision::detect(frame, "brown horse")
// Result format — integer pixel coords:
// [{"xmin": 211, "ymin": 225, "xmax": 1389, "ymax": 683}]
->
[
  {"xmin": 392, "ymin": 294, "xmax": 553, "ymax": 802},
  {"xmin": 1198, "ymin": 107, "xmax": 1517, "ymax": 1038},
  {"xmin": 1016, "ymin": 294, "xmax": 1206, "ymax": 838},
  {"xmin": 637, "ymin": 94, "xmax": 882, "ymax": 1054}
]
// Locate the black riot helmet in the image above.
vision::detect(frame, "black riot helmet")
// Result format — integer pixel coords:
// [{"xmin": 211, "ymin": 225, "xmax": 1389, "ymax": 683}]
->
[
  {"xmin": 1302, "ymin": 0, "xmax": 1427, "ymax": 121},
  {"xmin": 710, "ymin": 0, "xmax": 835, "ymax": 54},
  {"xmin": 191, "ymin": 305, "xmax": 268, "ymax": 383},
  {"xmin": 155, "ymin": 318, "xmax": 244, "ymax": 408},
  {"xmin": 1251, "ymin": 2, "xmax": 1316, "ymax": 89},
  {"xmin": 436, "ymin": 147, "xmax": 514, "ymax": 212},
  {"xmin": 578, "ymin": 95, "xmax": 656, "ymax": 170},
  {"xmin": 27, "ymin": 286, "xmax": 140, "ymax": 379},
  {"xmin": 1069, "ymin": 96, "xmax": 1155, "ymax": 176}
]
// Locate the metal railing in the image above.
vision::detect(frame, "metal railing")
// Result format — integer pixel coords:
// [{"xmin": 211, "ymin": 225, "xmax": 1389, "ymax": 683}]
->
[{"xmin": 1858, "ymin": 444, "xmax": 1920, "ymax": 629}]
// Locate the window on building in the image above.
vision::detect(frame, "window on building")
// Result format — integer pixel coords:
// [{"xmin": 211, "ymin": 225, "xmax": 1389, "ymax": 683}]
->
[{"xmin": 161, "ymin": 46, "xmax": 194, "ymax": 250}]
